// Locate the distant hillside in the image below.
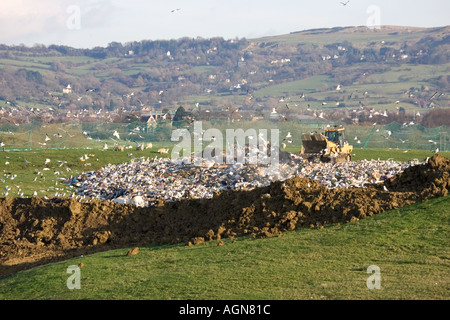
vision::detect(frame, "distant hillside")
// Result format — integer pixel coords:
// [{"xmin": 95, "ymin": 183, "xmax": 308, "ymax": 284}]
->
[
  {"xmin": 262, "ymin": 25, "xmax": 449, "ymax": 46},
  {"xmin": 0, "ymin": 25, "xmax": 449, "ymax": 126}
]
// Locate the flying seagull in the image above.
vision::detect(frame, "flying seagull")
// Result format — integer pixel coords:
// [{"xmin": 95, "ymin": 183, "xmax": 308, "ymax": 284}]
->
[
  {"xmin": 340, "ymin": 1, "xmax": 350, "ymax": 5},
  {"xmin": 113, "ymin": 130, "xmax": 121, "ymax": 140},
  {"xmin": 171, "ymin": 8, "xmax": 181, "ymax": 13}
]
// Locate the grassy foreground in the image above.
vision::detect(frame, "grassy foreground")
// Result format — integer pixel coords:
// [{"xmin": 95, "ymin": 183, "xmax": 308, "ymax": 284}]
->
[{"xmin": 0, "ymin": 194, "xmax": 448, "ymax": 300}]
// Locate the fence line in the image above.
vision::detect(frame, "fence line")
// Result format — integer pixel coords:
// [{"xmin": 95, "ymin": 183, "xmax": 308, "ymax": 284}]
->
[{"xmin": 0, "ymin": 120, "xmax": 448, "ymax": 152}]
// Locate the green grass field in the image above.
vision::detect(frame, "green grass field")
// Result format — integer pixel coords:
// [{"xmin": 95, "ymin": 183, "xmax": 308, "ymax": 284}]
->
[
  {"xmin": 253, "ymin": 75, "xmax": 334, "ymax": 99},
  {"xmin": 0, "ymin": 194, "xmax": 448, "ymax": 300},
  {"xmin": 252, "ymin": 26, "xmax": 440, "ymax": 47},
  {"xmin": 0, "ymin": 146, "xmax": 173, "ymax": 198}
]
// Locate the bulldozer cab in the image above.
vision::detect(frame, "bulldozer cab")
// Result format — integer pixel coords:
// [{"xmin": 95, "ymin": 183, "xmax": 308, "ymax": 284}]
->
[{"xmin": 325, "ymin": 128, "xmax": 345, "ymax": 148}]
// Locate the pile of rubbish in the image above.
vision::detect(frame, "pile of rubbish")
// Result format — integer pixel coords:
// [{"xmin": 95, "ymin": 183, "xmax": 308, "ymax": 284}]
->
[{"xmin": 69, "ymin": 153, "xmax": 420, "ymax": 207}]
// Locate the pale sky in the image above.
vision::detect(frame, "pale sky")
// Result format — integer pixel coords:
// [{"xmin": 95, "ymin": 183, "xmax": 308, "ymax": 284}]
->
[{"xmin": 1, "ymin": 0, "xmax": 449, "ymax": 48}]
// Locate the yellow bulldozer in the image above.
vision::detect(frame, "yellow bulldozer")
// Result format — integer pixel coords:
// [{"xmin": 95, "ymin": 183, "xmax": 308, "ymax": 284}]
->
[{"xmin": 300, "ymin": 125, "xmax": 353, "ymax": 163}]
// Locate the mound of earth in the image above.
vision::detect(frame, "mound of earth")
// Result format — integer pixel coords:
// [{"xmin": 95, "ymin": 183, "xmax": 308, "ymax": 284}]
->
[{"xmin": 1, "ymin": 154, "xmax": 449, "ymax": 277}]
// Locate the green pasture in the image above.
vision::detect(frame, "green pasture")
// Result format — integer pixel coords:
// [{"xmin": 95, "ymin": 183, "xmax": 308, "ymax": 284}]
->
[
  {"xmin": 0, "ymin": 58, "xmax": 51, "ymax": 71},
  {"xmin": 0, "ymin": 146, "xmax": 172, "ymax": 198},
  {"xmin": 253, "ymin": 75, "xmax": 334, "ymax": 99},
  {"xmin": 252, "ymin": 26, "xmax": 436, "ymax": 47},
  {"xmin": 0, "ymin": 194, "xmax": 448, "ymax": 300}
]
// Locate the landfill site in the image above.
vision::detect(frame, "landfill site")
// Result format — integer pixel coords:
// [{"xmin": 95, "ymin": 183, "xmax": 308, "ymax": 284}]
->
[{"xmin": 0, "ymin": 151, "xmax": 449, "ymax": 277}]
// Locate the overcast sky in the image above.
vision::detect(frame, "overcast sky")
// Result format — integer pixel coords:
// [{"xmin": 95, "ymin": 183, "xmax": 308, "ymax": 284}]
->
[{"xmin": 1, "ymin": 0, "xmax": 449, "ymax": 48}]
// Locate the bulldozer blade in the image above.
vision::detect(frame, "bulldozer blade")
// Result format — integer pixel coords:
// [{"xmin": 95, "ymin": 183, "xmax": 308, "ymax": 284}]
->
[{"xmin": 301, "ymin": 133, "xmax": 327, "ymax": 154}]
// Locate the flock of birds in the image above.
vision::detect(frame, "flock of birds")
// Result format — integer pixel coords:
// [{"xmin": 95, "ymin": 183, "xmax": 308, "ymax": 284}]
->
[
  {"xmin": 0, "ymin": 80, "xmax": 446, "ymax": 154},
  {"xmin": 265, "ymin": 82, "xmax": 446, "ymax": 153},
  {"xmin": 268, "ymin": 83, "xmax": 445, "ymax": 127},
  {"xmin": 1, "ymin": 154, "xmax": 74, "ymax": 197}
]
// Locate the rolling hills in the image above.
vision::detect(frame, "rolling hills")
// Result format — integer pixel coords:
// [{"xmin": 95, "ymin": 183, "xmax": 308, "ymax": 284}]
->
[{"xmin": 0, "ymin": 25, "xmax": 449, "ymax": 127}]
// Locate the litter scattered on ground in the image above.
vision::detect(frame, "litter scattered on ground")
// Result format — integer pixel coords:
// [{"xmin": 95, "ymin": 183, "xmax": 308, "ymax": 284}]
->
[{"xmin": 68, "ymin": 152, "xmax": 421, "ymax": 207}]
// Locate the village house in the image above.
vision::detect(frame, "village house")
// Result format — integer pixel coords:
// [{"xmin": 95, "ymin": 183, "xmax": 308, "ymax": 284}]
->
[{"xmin": 63, "ymin": 84, "xmax": 72, "ymax": 94}]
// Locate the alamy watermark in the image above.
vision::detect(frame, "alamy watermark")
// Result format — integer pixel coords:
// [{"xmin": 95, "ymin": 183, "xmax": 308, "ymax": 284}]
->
[
  {"xmin": 67, "ymin": 5, "xmax": 81, "ymax": 30},
  {"xmin": 366, "ymin": 265, "xmax": 381, "ymax": 289},
  {"xmin": 171, "ymin": 121, "xmax": 280, "ymax": 172},
  {"xmin": 366, "ymin": 5, "xmax": 381, "ymax": 30},
  {"xmin": 66, "ymin": 265, "xmax": 81, "ymax": 289}
]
